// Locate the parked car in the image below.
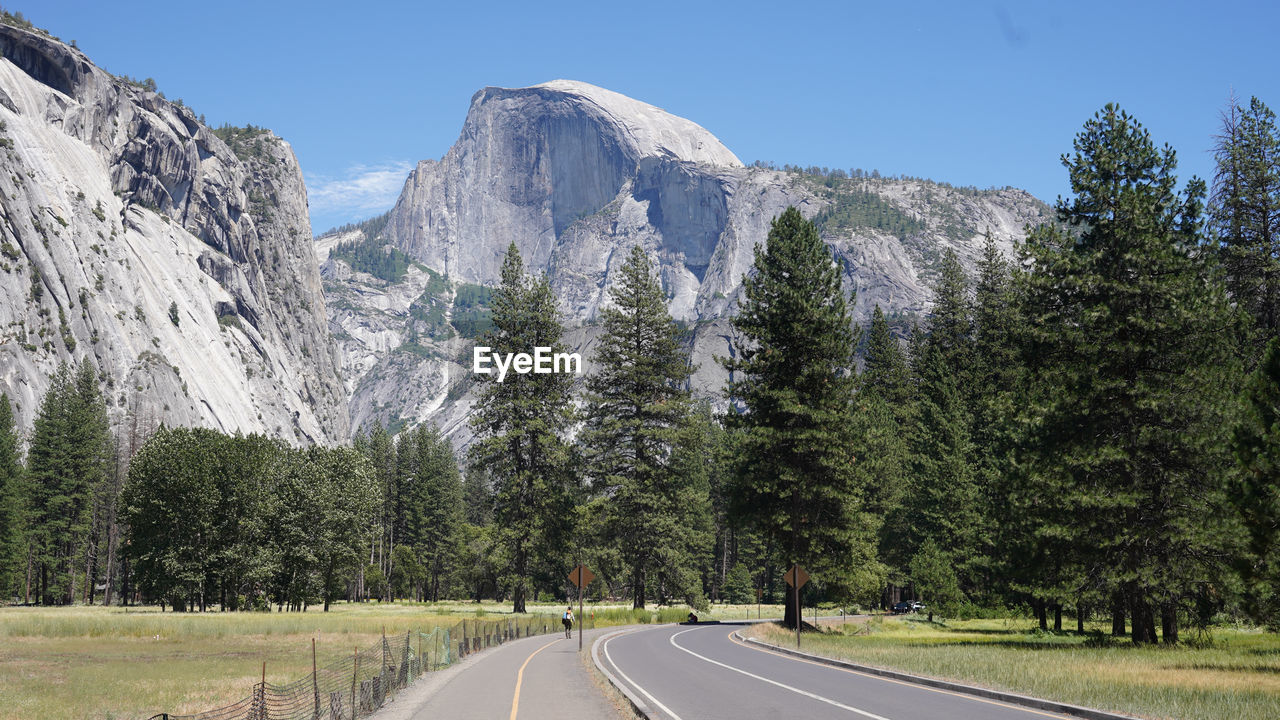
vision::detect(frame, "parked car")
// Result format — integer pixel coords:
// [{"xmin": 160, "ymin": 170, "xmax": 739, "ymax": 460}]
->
[
  {"xmin": 911, "ymin": 601, "xmax": 926, "ymax": 612},
  {"xmin": 891, "ymin": 601, "xmax": 912, "ymax": 614}
]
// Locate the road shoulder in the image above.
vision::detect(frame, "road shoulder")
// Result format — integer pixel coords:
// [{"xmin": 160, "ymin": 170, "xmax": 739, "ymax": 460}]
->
[{"xmin": 736, "ymin": 631, "xmax": 1137, "ymax": 720}]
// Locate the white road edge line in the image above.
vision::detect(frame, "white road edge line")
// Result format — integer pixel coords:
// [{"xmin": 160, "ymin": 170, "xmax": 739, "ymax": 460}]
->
[
  {"xmin": 591, "ymin": 629, "xmax": 655, "ymax": 719},
  {"xmin": 669, "ymin": 627, "xmax": 893, "ymax": 720},
  {"xmin": 601, "ymin": 628, "xmax": 687, "ymax": 720}
]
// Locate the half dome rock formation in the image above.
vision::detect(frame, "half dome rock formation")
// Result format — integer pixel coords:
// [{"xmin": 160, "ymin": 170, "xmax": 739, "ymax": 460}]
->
[
  {"xmin": 385, "ymin": 79, "xmax": 744, "ymax": 293},
  {"xmin": 0, "ymin": 24, "xmax": 347, "ymax": 443},
  {"xmin": 326, "ymin": 80, "xmax": 1050, "ymax": 444}
]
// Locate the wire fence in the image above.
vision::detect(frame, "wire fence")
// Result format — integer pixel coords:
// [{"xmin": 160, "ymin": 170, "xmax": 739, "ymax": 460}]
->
[{"xmin": 145, "ymin": 615, "xmax": 592, "ymax": 720}]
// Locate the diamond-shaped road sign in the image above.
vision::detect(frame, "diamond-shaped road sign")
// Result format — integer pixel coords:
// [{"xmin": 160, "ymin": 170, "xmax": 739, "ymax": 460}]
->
[
  {"xmin": 569, "ymin": 565, "xmax": 595, "ymax": 589},
  {"xmin": 783, "ymin": 564, "xmax": 809, "ymax": 589}
]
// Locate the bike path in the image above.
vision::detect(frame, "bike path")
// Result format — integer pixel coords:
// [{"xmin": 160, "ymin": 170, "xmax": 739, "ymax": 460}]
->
[{"xmin": 374, "ymin": 624, "xmax": 628, "ymax": 720}]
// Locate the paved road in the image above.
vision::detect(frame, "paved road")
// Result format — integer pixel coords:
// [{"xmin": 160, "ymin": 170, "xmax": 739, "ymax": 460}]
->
[
  {"xmin": 380, "ymin": 625, "xmax": 630, "ymax": 720},
  {"xmin": 597, "ymin": 623, "xmax": 1079, "ymax": 720}
]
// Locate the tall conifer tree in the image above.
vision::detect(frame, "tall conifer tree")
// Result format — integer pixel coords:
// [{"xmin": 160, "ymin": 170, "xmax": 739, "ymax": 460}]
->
[
  {"xmin": 407, "ymin": 424, "xmax": 464, "ymax": 602},
  {"xmin": 859, "ymin": 306, "xmax": 912, "ymax": 582},
  {"xmin": 26, "ymin": 361, "xmax": 111, "ymax": 605},
  {"xmin": 898, "ymin": 251, "xmax": 983, "ymax": 595},
  {"xmin": 724, "ymin": 207, "xmax": 876, "ymax": 627},
  {"xmin": 1233, "ymin": 338, "xmax": 1280, "ymax": 629},
  {"xmin": 1022, "ymin": 105, "xmax": 1241, "ymax": 643},
  {"xmin": 469, "ymin": 243, "xmax": 576, "ymax": 613},
  {"xmin": 583, "ymin": 246, "xmax": 709, "ymax": 608},
  {"xmin": 1212, "ymin": 94, "xmax": 1280, "ymax": 350},
  {"xmin": 0, "ymin": 394, "xmax": 22, "ymax": 599}
]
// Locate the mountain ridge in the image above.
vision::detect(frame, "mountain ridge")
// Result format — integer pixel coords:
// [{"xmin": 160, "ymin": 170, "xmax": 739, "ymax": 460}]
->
[{"xmin": 323, "ymin": 80, "xmax": 1049, "ymax": 446}]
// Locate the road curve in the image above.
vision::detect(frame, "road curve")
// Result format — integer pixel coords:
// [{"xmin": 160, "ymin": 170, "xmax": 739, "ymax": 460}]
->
[{"xmin": 597, "ymin": 623, "xmax": 1078, "ymax": 720}]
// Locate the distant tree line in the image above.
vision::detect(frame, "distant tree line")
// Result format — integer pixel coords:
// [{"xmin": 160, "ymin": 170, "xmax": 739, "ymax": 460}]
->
[
  {"xmin": 813, "ymin": 186, "xmax": 924, "ymax": 237},
  {"xmin": 749, "ymin": 159, "xmax": 1012, "ymax": 195},
  {"xmin": 330, "ymin": 237, "xmax": 414, "ymax": 283},
  {"xmin": 210, "ymin": 124, "xmax": 273, "ymax": 162},
  {"xmin": 316, "ymin": 210, "xmax": 393, "ymax": 242}
]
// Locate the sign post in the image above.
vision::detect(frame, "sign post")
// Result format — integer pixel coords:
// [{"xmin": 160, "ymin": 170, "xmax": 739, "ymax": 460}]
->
[
  {"xmin": 784, "ymin": 564, "xmax": 809, "ymax": 649},
  {"xmin": 568, "ymin": 564, "xmax": 594, "ymax": 651}
]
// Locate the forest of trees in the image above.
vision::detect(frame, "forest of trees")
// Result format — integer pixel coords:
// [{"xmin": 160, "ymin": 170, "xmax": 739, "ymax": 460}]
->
[
  {"xmin": 2, "ymin": 97, "xmax": 1279, "ymax": 644},
  {"xmin": 329, "ymin": 236, "xmax": 415, "ymax": 282}
]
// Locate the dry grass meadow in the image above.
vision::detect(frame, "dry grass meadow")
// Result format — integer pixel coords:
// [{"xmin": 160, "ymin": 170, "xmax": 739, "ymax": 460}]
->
[
  {"xmin": 0, "ymin": 600, "xmax": 764, "ymax": 719},
  {"xmin": 748, "ymin": 616, "xmax": 1280, "ymax": 720}
]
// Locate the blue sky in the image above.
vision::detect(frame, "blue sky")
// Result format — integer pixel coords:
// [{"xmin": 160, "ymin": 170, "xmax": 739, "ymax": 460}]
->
[{"xmin": 22, "ymin": 0, "xmax": 1280, "ymax": 233}]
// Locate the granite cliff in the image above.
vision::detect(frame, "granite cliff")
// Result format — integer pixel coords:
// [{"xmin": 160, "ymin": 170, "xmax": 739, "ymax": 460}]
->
[
  {"xmin": 0, "ymin": 23, "xmax": 347, "ymax": 443},
  {"xmin": 323, "ymin": 80, "xmax": 1050, "ymax": 445}
]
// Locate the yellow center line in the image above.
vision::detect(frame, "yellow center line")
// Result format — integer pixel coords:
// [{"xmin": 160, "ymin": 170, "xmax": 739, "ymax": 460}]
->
[
  {"xmin": 727, "ymin": 627, "xmax": 1074, "ymax": 720},
  {"xmin": 510, "ymin": 638, "xmax": 561, "ymax": 720}
]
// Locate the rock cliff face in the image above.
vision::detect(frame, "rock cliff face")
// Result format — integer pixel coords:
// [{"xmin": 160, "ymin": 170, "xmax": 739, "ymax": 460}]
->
[
  {"xmin": 325, "ymin": 80, "xmax": 1050, "ymax": 446},
  {"xmin": 0, "ymin": 24, "xmax": 347, "ymax": 443}
]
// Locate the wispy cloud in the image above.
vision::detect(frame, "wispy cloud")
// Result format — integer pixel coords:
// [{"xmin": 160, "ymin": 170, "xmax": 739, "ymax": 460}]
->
[{"xmin": 307, "ymin": 161, "xmax": 413, "ymax": 221}]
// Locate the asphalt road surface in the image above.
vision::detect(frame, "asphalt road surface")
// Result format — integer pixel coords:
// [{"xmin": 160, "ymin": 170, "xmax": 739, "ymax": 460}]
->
[
  {"xmin": 381, "ymin": 624, "xmax": 629, "ymax": 720},
  {"xmin": 597, "ymin": 623, "xmax": 1080, "ymax": 720}
]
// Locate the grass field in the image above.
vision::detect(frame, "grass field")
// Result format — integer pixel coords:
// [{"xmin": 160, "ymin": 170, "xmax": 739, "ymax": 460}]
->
[
  {"xmin": 0, "ymin": 600, "xmax": 759, "ymax": 720},
  {"xmin": 747, "ymin": 616, "xmax": 1280, "ymax": 720}
]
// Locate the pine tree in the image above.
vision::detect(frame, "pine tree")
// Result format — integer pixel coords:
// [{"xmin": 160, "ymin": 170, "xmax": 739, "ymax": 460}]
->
[
  {"xmin": 407, "ymin": 424, "xmax": 463, "ymax": 602},
  {"xmin": 926, "ymin": 249, "xmax": 974, "ymax": 375},
  {"xmin": 849, "ymin": 392, "xmax": 903, "ymax": 596},
  {"xmin": 903, "ymin": 338, "xmax": 979, "ymax": 585},
  {"xmin": 861, "ymin": 305, "xmax": 912, "ymax": 410},
  {"xmin": 26, "ymin": 361, "xmax": 111, "ymax": 605},
  {"xmin": 1211, "ymin": 94, "xmax": 1280, "ymax": 351},
  {"xmin": 860, "ymin": 306, "xmax": 913, "ymax": 591},
  {"xmin": 723, "ymin": 206, "xmax": 875, "ymax": 627},
  {"xmin": 1233, "ymin": 338, "xmax": 1280, "ymax": 629},
  {"xmin": 360, "ymin": 421, "xmax": 396, "ymax": 599},
  {"xmin": 969, "ymin": 234, "xmax": 1027, "ymax": 606},
  {"xmin": 893, "ymin": 251, "xmax": 984, "ymax": 597},
  {"xmin": 1022, "ymin": 104, "xmax": 1242, "ymax": 644},
  {"xmin": 469, "ymin": 243, "xmax": 577, "ymax": 613},
  {"xmin": 661, "ymin": 402, "xmax": 716, "ymax": 608},
  {"xmin": 583, "ymin": 246, "xmax": 708, "ymax": 608},
  {"xmin": 0, "ymin": 394, "xmax": 23, "ymax": 599}
]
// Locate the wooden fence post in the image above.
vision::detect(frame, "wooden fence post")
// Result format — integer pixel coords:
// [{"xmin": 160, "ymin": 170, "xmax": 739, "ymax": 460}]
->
[
  {"xmin": 312, "ymin": 638, "xmax": 319, "ymax": 720},
  {"xmin": 351, "ymin": 646, "xmax": 358, "ymax": 720}
]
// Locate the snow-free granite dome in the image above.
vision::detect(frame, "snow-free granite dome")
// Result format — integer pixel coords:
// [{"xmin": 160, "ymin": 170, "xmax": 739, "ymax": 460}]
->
[{"xmin": 527, "ymin": 79, "xmax": 743, "ymax": 168}]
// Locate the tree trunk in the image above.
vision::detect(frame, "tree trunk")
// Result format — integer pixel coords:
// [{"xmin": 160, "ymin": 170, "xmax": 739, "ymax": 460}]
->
[
  {"xmin": 84, "ymin": 537, "xmax": 95, "ymax": 605},
  {"xmin": 512, "ymin": 582, "xmax": 526, "ymax": 614},
  {"xmin": 1130, "ymin": 591, "xmax": 1157, "ymax": 644},
  {"xmin": 719, "ymin": 533, "xmax": 729, "ymax": 604},
  {"xmin": 1035, "ymin": 601, "xmax": 1047, "ymax": 630},
  {"xmin": 102, "ymin": 524, "xmax": 118, "ymax": 606},
  {"xmin": 1161, "ymin": 603, "xmax": 1178, "ymax": 645},
  {"xmin": 24, "ymin": 544, "xmax": 33, "ymax": 605},
  {"xmin": 1077, "ymin": 604, "xmax": 1085, "ymax": 634},
  {"xmin": 783, "ymin": 583, "xmax": 800, "ymax": 629},
  {"xmin": 1111, "ymin": 595, "xmax": 1126, "ymax": 636},
  {"xmin": 1053, "ymin": 604, "xmax": 1062, "ymax": 632},
  {"xmin": 632, "ymin": 566, "xmax": 646, "ymax": 610}
]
